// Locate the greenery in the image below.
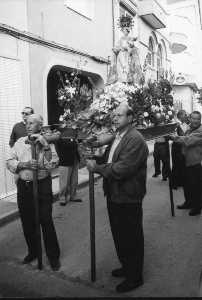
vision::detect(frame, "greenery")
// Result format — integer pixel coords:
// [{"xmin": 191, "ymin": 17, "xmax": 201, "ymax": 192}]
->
[{"xmin": 57, "ymin": 71, "xmax": 175, "ymax": 138}]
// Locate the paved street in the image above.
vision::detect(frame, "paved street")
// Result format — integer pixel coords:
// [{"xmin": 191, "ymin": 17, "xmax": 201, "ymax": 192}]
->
[{"xmin": 0, "ymin": 156, "xmax": 202, "ymax": 297}]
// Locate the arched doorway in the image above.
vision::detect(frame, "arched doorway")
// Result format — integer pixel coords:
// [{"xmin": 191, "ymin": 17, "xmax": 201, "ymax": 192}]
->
[{"xmin": 47, "ymin": 65, "xmax": 103, "ymax": 125}]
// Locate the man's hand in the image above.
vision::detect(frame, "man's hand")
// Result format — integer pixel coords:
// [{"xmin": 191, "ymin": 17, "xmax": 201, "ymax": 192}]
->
[
  {"xmin": 28, "ymin": 159, "xmax": 38, "ymax": 170},
  {"xmin": 86, "ymin": 159, "xmax": 97, "ymax": 172},
  {"xmin": 17, "ymin": 160, "xmax": 38, "ymax": 171},
  {"xmin": 165, "ymin": 133, "xmax": 178, "ymax": 141},
  {"xmin": 30, "ymin": 134, "xmax": 49, "ymax": 147}
]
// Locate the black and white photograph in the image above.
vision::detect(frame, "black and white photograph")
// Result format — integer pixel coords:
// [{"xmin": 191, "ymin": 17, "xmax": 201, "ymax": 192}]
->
[{"xmin": 0, "ymin": 0, "xmax": 202, "ymax": 297}]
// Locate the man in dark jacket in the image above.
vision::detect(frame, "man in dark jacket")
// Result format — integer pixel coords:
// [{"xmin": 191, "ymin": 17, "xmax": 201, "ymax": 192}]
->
[
  {"xmin": 170, "ymin": 111, "xmax": 202, "ymax": 216},
  {"xmin": 86, "ymin": 103, "xmax": 149, "ymax": 293},
  {"xmin": 9, "ymin": 107, "xmax": 34, "ymax": 147}
]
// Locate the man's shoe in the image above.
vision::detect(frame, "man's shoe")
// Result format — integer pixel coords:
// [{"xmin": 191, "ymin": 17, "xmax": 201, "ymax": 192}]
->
[
  {"xmin": 116, "ymin": 279, "xmax": 143, "ymax": 293},
  {"xmin": 152, "ymin": 173, "xmax": 160, "ymax": 178},
  {"xmin": 22, "ymin": 254, "xmax": 37, "ymax": 264},
  {"xmin": 50, "ymin": 259, "xmax": 61, "ymax": 271},
  {"xmin": 111, "ymin": 268, "xmax": 125, "ymax": 278},
  {"xmin": 177, "ymin": 203, "xmax": 192, "ymax": 209},
  {"xmin": 189, "ymin": 208, "xmax": 201, "ymax": 216},
  {"xmin": 59, "ymin": 200, "xmax": 68, "ymax": 206},
  {"xmin": 69, "ymin": 198, "xmax": 82, "ymax": 202},
  {"xmin": 162, "ymin": 177, "xmax": 167, "ymax": 181}
]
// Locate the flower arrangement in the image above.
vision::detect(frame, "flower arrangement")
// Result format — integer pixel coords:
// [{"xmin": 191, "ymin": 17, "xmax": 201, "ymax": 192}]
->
[
  {"xmin": 57, "ymin": 70, "xmax": 93, "ymax": 125},
  {"xmin": 117, "ymin": 15, "xmax": 134, "ymax": 30},
  {"xmin": 127, "ymin": 79, "xmax": 175, "ymax": 128},
  {"xmin": 57, "ymin": 69, "xmax": 175, "ymax": 139}
]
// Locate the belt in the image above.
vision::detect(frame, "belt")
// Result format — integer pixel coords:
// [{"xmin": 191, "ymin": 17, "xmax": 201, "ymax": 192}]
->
[{"xmin": 19, "ymin": 176, "xmax": 49, "ymax": 184}]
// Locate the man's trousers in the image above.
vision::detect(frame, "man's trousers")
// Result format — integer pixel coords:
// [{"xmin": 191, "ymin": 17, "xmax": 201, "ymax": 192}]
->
[
  {"xmin": 59, "ymin": 159, "xmax": 79, "ymax": 202},
  {"xmin": 183, "ymin": 164, "xmax": 202, "ymax": 209},
  {"xmin": 153, "ymin": 142, "xmax": 170, "ymax": 179},
  {"xmin": 107, "ymin": 200, "xmax": 144, "ymax": 282},
  {"xmin": 17, "ymin": 176, "xmax": 60, "ymax": 262}
]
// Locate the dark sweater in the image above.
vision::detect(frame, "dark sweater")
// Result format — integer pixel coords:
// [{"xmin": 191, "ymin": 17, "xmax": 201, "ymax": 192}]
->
[
  {"xmin": 9, "ymin": 122, "xmax": 27, "ymax": 147},
  {"xmin": 56, "ymin": 138, "xmax": 80, "ymax": 167}
]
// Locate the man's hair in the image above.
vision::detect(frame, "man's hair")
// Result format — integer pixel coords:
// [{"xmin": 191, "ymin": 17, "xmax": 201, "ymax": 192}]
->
[
  {"xmin": 191, "ymin": 111, "xmax": 201, "ymax": 120},
  {"xmin": 27, "ymin": 114, "xmax": 43, "ymax": 126},
  {"xmin": 177, "ymin": 109, "xmax": 186, "ymax": 119},
  {"xmin": 24, "ymin": 106, "xmax": 34, "ymax": 114}
]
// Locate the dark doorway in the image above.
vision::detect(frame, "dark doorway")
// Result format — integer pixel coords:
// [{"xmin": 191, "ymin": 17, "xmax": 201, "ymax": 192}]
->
[{"xmin": 47, "ymin": 66, "xmax": 103, "ymax": 125}]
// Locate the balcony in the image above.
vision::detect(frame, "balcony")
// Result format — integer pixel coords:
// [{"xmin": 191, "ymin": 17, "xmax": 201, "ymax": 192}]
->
[
  {"xmin": 169, "ymin": 32, "xmax": 188, "ymax": 54},
  {"xmin": 168, "ymin": 15, "xmax": 189, "ymax": 54},
  {"xmin": 138, "ymin": 0, "xmax": 167, "ymax": 29}
]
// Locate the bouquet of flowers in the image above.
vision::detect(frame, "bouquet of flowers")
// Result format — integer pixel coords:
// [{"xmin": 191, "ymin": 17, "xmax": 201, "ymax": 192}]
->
[
  {"xmin": 57, "ymin": 71, "xmax": 175, "ymax": 138},
  {"xmin": 57, "ymin": 70, "xmax": 92, "ymax": 127}
]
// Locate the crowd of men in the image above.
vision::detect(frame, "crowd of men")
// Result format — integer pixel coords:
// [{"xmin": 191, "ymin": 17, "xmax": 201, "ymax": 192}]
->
[
  {"xmin": 152, "ymin": 109, "xmax": 202, "ymax": 216},
  {"xmin": 5, "ymin": 105, "xmax": 202, "ymax": 293}
]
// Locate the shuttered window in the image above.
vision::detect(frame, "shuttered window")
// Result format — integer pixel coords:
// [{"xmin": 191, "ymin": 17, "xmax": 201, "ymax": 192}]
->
[{"xmin": 0, "ymin": 57, "xmax": 24, "ymax": 200}]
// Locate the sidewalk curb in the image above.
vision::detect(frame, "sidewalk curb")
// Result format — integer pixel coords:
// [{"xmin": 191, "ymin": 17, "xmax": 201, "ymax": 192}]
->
[{"xmin": 0, "ymin": 174, "xmax": 102, "ymax": 228}]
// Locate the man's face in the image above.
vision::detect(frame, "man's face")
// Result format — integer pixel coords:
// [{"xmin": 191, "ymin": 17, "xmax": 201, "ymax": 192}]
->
[
  {"xmin": 190, "ymin": 113, "xmax": 201, "ymax": 129},
  {"xmin": 112, "ymin": 105, "xmax": 131, "ymax": 131},
  {"xmin": 21, "ymin": 108, "xmax": 32, "ymax": 123},
  {"xmin": 178, "ymin": 113, "xmax": 186, "ymax": 123},
  {"xmin": 26, "ymin": 117, "xmax": 41, "ymax": 135}
]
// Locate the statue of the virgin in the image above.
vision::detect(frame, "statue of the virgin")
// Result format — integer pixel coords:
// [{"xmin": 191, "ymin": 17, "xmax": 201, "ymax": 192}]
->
[{"xmin": 108, "ymin": 15, "xmax": 143, "ymax": 86}]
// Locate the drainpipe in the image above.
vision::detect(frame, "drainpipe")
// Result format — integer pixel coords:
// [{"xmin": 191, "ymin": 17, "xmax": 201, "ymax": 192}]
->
[
  {"xmin": 112, "ymin": 0, "xmax": 115, "ymax": 48},
  {"xmin": 198, "ymin": 0, "xmax": 202, "ymax": 30}
]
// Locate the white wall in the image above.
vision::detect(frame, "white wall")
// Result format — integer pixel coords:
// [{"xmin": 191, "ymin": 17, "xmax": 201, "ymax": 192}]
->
[
  {"xmin": 27, "ymin": 0, "xmax": 113, "ymax": 60},
  {"xmin": 172, "ymin": 85, "xmax": 193, "ymax": 113},
  {"xmin": 0, "ymin": 0, "xmax": 28, "ymax": 30}
]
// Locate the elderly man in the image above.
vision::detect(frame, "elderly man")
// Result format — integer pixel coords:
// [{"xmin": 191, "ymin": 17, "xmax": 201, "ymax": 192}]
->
[
  {"xmin": 6, "ymin": 114, "xmax": 61, "ymax": 271},
  {"xmin": 170, "ymin": 111, "xmax": 202, "ymax": 216},
  {"xmin": 9, "ymin": 106, "xmax": 34, "ymax": 147},
  {"xmin": 86, "ymin": 103, "xmax": 149, "ymax": 293}
]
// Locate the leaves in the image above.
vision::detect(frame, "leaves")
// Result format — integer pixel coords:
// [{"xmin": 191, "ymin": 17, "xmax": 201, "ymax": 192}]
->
[{"xmin": 57, "ymin": 72, "xmax": 175, "ymax": 137}]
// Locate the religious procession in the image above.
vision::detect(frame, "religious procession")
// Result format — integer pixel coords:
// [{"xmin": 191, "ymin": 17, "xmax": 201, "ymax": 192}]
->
[{"xmin": 1, "ymin": 0, "xmax": 202, "ymax": 298}]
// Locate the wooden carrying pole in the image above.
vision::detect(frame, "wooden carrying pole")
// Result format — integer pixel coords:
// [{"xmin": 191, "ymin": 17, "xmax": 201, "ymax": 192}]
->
[
  {"xmin": 88, "ymin": 145, "xmax": 96, "ymax": 282},
  {"xmin": 30, "ymin": 140, "xmax": 43, "ymax": 269},
  {"xmin": 89, "ymin": 169, "xmax": 96, "ymax": 282},
  {"xmin": 167, "ymin": 140, "xmax": 175, "ymax": 217}
]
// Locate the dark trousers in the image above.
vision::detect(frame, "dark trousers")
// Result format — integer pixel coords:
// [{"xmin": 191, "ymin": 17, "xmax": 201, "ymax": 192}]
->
[
  {"xmin": 107, "ymin": 200, "xmax": 144, "ymax": 281},
  {"xmin": 183, "ymin": 164, "xmax": 202, "ymax": 209},
  {"xmin": 171, "ymin": 142, "xmax": 186, "ymax": 188},
  {"xmin": 153, "ymin": 142, "xmax": 170, "ymax": 179},
  {"xmin": 17, "ymin": 177, "xmax": 60, "ymax": 262}
]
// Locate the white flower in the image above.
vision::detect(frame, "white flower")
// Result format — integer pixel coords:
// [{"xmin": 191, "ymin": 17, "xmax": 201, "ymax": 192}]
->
[
  {"xmin": 168, "ymin": 110, "xmax": 172, "ymax": 116},
  {"xmin": 58, "ymin": 96, "xmax": 64, "ymax": 100},
  {"xmin": 143, "ymin": 112, "xmax": 149, "ymax": 117},
  {"xmin": 68, "ymin": 87, "xmax": 76, "ymax": 97},
  {"xmin": 165, "ymin": 115, "xmax": 169, "ymax": 120}
]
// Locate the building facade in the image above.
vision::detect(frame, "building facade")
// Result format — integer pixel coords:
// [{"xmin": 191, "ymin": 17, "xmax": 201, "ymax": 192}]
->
[
  {"xmin": 0, "ymin": 0, "xmax": 173, "ymax": 200},
  {"xmin": 167, "ymin": 0, "xmax": 202, "ymax": 113}
]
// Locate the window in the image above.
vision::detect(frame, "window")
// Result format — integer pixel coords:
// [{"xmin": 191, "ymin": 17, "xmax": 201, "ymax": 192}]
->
[
  {"xmin": 64, "ymin": 0, "xmax": 94, "ymax": 20},
  {"xmin": 147, "ymin": 38, "xmax": 154, "ymax": 67},
  {"xmin": 157, "ymin": 45, "xmax": 163, "ymax": 80}
]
